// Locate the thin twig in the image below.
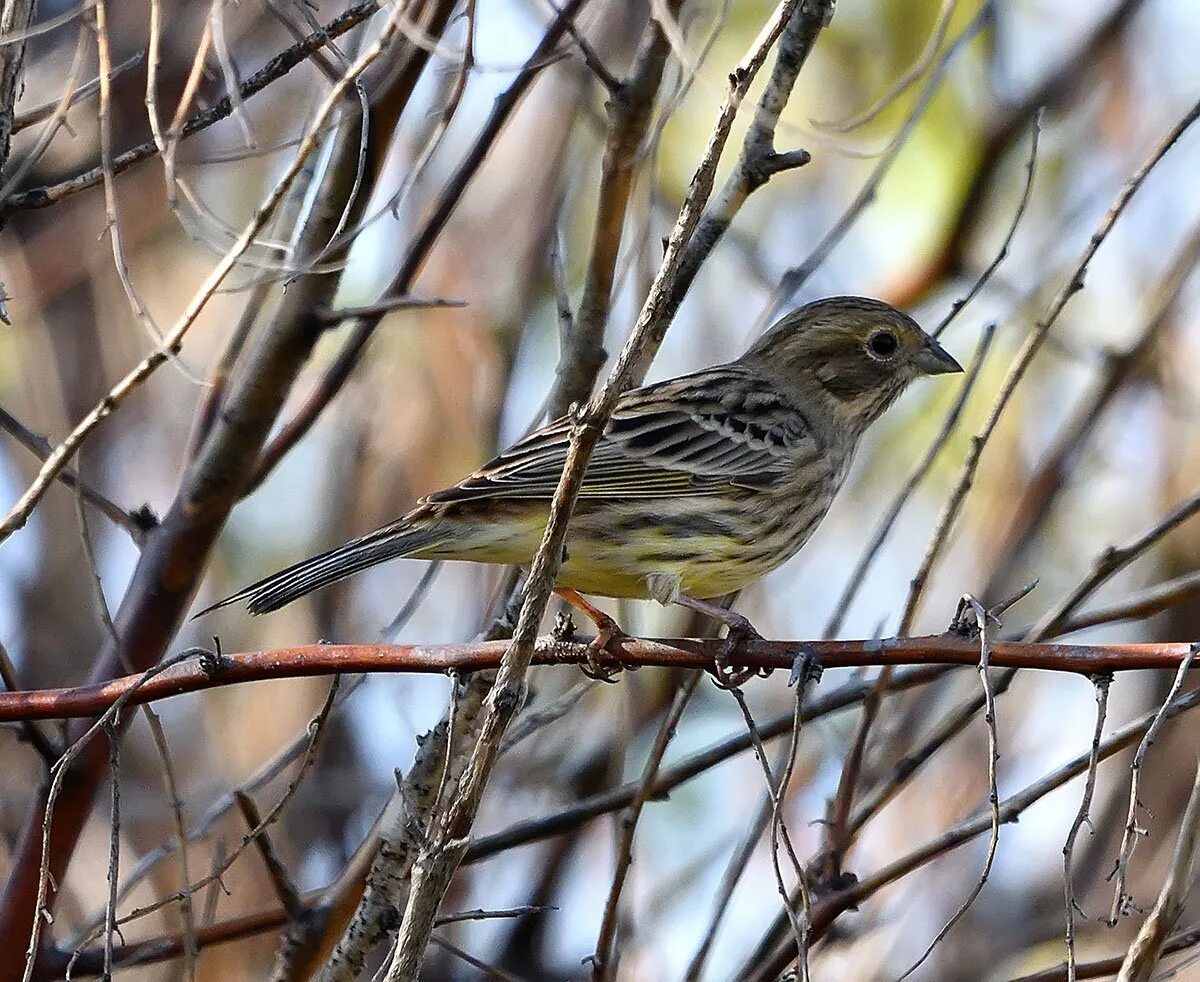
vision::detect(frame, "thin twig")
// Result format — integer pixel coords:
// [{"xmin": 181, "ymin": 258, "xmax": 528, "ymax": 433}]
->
[
  {"xmin": 498, "ymin": 679, "xmax": 596, "ymax": 757},
  {"xmin": 235, "ymin": 792, "xmax": 303, "ymax": 919},
  {"xmin": 772, "ymin": 659, "xmax": 822, "ymax": 982},
  {"xmin": 1032, "ymin": 495, "xmax": 1200, "ymax": 642},
  {"xmin": 21, "ymin": 648, "xmax": 200, "ymax": 982},
  {"xmin": 11, "ymin": 49, "xmax": 141, "ymax": 133},
  {"xmin": 92, "ymin": 0, "xmax": 164, "ymax": 346},
  {"xmin": 1063, "ymin": 674, "xmax": 1112, "ymax": 982},
  {"xmin": 315, "ymin": 295, "xmax": 467, "ymax": 323},
  {"xmin": 0, "ymin": 1, "xmax": 386, "ymax": 219},
  {"xmin": 1109, "ymin": 644, "xmax": 1200, "ymax": 925},
  {"xmin": 930, "ymin": 112, "xmax": 1042, "ymax": 339},
  {"xmin": 746, "ymin": 681, "xmax": 1200, "ymax": 982},
  {"xmin": 591, "ymin": 674, "xmax": 699, "ymax": 980},
  {"xmin": 64, "ymin": 678, "xmax": 341, "ymax": 970},
  {"xmin": 896, "ymin": 596, "xmax": 1002, "ymax": 980},
  {"xmin": 1059, "ymin": 570, "xmax": 1200, "ymax": 635},
  {"xmin": 987, "ymin": 220, "xmax": 1200, "ymax": 605},
  {"xmin": 141, "ymin": 707, "xmax": 199, "ymax": 982},
  {"xmin": 0, "ymin": 406, "xmax": 153, "ymax": 541},
  {"xmin": 1003, "ymin": 924, "xmax": 1200, "ymax": 982},
  {"xmin": 683, "ymin": 739, "xmax": 792, "ymax": 982},
  {"xmin": 1116, "ymin": 743, "xmax": 1200, "ymax": 981},
  {"xmin": 102, "ymin": 722, "xmax": 121, "ymax": 980},
  {"xmin": 810, "ymin": 0, "xmax": 958, "ymax": 133}
]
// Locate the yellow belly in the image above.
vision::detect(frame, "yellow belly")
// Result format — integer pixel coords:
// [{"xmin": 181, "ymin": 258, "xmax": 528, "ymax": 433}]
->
[{"xmin": 416, "ymin": 498, "xmax": 786, "ymax": 602}]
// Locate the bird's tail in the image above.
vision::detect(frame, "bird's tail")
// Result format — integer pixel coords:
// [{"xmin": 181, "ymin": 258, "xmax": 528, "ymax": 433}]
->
[{"xmin": 196, "ymin": 520, "xmax": 447, "ymax": 617}]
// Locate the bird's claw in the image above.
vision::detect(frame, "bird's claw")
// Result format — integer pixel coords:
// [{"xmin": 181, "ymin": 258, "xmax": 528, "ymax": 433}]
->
[
  {"xmin": 579, "ymin": 624, "xmax": 624, "ymax": 683},
  {"xmin": 709, "ymin": 616, "xmax": 761, "ymax": 690}
]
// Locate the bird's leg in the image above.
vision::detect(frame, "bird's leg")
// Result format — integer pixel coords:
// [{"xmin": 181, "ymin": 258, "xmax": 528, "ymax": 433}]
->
[
  {"xmin": 554, "ymin": 588, "xmax": 625, "ymax": 681},
  {"xmin": 673, "ymin": 594, "xmax": 761, "ymax": 688}
]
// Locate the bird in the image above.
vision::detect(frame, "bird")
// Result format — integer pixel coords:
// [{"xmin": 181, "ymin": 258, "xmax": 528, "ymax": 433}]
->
[{"xmin": 200, "ymin": 296, "xmax": 961, "ymax": 648}]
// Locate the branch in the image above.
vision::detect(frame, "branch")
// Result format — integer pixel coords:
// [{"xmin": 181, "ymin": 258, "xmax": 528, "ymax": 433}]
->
[
  {"xmin": 549, "ymin": 4, "xmax": 681, "ymax": 418},
  {"xmin": 669, "ymin": 0, "xmax": 832, "ymax": 303},
  {"xmin": 0, "ymin": 1, "xmax": 386, "ymax": 219},
  {"xmin": 0, "ymin": 0, "xmax": 37, "ymax": 183},
  {"xmin": 1, "ymin": 636, "xmax": 1198, "ymax": 724},
  {"xmin": 1116, "ymin": 744, "xmax": 1200, "ymax": 981}
]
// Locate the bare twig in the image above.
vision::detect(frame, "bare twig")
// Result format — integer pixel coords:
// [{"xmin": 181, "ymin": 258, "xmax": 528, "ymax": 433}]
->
[
  {"xmin": 1063, "ymin": 674, "xmax": 1112, "ymax": 982},
  {"xmin": 810, "ymin": 0, "xmax": 958, "ymax": 133},
  {"xmin": 897, "ymin": 597, "xmax": 1002, "ymax": 980},
  {"xmin": 11, "ymin": 50, "xmax": 141, "ymax": 133},
  {"xmin": 683, "ymin": 740, "xmax": 791, "ymax": 982},
  {"xmin": 1109, "ymin": 644, "xmax": 1200, "ymax": 924},
  {"xmin": 930, "ymin": 112, "xmax": 1042, "ymax": 339},
  {"xmin": 550, "ymin": 4, "xmax": 682, "ymax": 418},
  {"xmin": 102, "ymin": 723, "xmax": 121, "ymax": 980},
  {"xmin": 141, "ymin": 707, "xmax": 198, "ymax": 982},
  {"xmin": 591, "ymin": 674, "xmax": 699, "ymax": 980},
  {"xmin": 0, "ymin": 406, "xmax": 154, "ymax": 541},
  {"xmin": 20, "ymin": 648, "xmax": 199, "ymax": 982},
  {"xmin": 65, "ymin": 678, "xmax": 341, "ymax": 973},
  {"xmin": 0, "ymin": 1, "xmax": 385, "ymax": 219},
  {"xmin": 235, "ymin": 792, "xmax": 303, "ymax": 919},
  {"xmin": 747, "ymin": 682, "xmax": 1200, "ymax": 981},
  {"xmin": 248, "ymin": 0, "xmax": 575, "ymax": 487},
  {"xmin": 1116, "ymin": 746, "xmax": 1200, "ymax": 982},
  {"xmin": 311, "ymin": 672, "xmax": 491, "ymax": 982},
  {"xmin": 1032, "ymin": 493, "xmax": 1200, "ymax": 641},
  {"xmin": 985, "ymin": 220, "xmax": 1200, "ymax": 599},
  {"xmin": 467, "ymin": 665, "xmax": 945, "ymax": 867},
  {"xmin": 1003, "ymin": 924, "xmax": 1200, "ymax": 982},
  {"xmin": 670, "ymin": 0, "xmax": 832, "ymax": 308},
  {"xmin": 498, "ymin": 679, "xmax": 596, "ymax": 757},
  {"xmin": 315, "ymin": 295, "xmax": 467, "ymax": 324},
  {"xmin": 1059, "ymin": 570, "xmax": 1200, "ymax": 635},
  {"xmin": 0, "ymin": 9, "xmax": 410, "ymax": 544}
]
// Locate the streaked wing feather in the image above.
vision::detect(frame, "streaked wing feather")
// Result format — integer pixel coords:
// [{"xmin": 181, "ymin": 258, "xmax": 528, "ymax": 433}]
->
[{"xmin": 424, "ymin": 366, "xmax": 818, "ymax": 504}]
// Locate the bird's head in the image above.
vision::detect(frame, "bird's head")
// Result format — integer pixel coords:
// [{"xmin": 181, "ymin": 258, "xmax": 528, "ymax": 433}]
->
[{"xmin": 743, "ymin": 296, "xmax": 962, "ymax": 435}]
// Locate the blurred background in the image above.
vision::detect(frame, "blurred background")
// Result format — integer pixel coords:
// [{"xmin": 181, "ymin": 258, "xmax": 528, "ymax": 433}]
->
[{"xmin": 2, "ymin": 0, "xmax": 1200, "ymax": 978}]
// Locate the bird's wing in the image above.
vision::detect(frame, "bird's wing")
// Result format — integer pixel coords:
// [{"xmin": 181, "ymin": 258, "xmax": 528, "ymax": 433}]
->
[{"xmin": 424, "ymin": 366, "xmax": 822, "ymax": 503}]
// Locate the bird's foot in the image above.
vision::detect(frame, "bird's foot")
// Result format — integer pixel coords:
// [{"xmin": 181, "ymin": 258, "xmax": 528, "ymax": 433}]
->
[
  {"xmin": 581, "ymin": 623, "xmax": 626, "ymax": 683},
  {"xmin": 554, "ymin": 588, "xmax": 625, "ymax": 683},
  {"xmin": 673, "ymin": 594, "xmax": 761, "ymax": 688},
  {"xmin": 713, "ymin": 613, "xmax": 762, "ymax": 689}
]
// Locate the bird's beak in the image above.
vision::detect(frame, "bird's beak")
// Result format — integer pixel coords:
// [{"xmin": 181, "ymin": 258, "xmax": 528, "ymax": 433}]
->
[{"xmin": 913, "ymin": 337, "xmax": 963, "ymax": 375}]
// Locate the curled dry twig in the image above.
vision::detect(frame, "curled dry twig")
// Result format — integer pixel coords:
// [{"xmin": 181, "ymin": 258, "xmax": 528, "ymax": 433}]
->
[
  {"xmin": 896, "ymin": 596, "xmax": 1001, "ymax": 981},
  {"xmin": 1109, "ymin": 644, "xmax": 1200, "ymax": 924},
  {"xmin": 1062, "ymin": 674, "xmax": 1112, "ymax": 982}
]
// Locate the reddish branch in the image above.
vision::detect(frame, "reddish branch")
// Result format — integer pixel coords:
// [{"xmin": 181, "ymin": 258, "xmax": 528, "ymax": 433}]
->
[{"xmin": 0, "ymin": 636, "xmax": 1195, "ymax": 724}]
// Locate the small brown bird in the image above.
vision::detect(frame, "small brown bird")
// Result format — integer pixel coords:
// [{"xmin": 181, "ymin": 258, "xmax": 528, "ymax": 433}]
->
[{"xmin": 202, "ymin": 297, "xmax": 961, "ymax": 637}]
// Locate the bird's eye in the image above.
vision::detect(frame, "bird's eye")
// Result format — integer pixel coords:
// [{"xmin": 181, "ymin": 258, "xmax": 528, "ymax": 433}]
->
[{"xmin": 868, "ymin": 330, "xmax": 899, "ymax": 359}]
